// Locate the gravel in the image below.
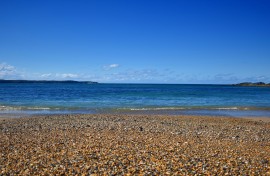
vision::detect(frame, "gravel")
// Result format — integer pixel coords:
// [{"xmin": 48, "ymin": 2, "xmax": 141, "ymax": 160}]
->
[{"xmin": 1, "ymin": 114, "xmax": 270, "ymax": 175}]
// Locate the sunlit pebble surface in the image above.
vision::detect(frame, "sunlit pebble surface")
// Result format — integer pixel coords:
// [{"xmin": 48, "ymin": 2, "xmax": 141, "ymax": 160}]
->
[{"xmin": 1, "ymin": 114, "xmax": 270, "ymax": 175}]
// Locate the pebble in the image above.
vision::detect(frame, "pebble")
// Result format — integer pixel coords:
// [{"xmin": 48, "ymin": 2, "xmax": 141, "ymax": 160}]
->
[{"xmin": 0, "ymin": 114, "xmax": 270, "ymax": 175}]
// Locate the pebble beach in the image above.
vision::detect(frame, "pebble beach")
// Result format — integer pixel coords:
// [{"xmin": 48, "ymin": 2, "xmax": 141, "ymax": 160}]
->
[{"xmin": 1, "ymin": 114, "xmax": 270, "ymax": 175}]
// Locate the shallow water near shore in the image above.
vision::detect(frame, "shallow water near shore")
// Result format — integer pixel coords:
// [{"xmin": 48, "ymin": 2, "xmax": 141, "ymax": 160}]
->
[{"xmin": 1, "ymin": 83, "xmax": 270, "ymax": 117}]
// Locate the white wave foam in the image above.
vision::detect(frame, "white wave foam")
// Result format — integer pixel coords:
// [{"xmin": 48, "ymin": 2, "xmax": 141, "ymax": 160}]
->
[
  {"xmin": 214, "ymin": 107, "xmax": 239, "ymax": 110},
  {"xmin": 0, "ymin": 106, "xmax": 59, "ymax": 111},
  {"xmin": 28, "ymin": 107, "xmax": 51, "ymax": 110},
  {"xmin": 119, "ymin": 107, "xmax": 186, "ymax": 111},
  {"xmin": 118, "ymin": 106, "xmax": 254, "ymax": 111}
]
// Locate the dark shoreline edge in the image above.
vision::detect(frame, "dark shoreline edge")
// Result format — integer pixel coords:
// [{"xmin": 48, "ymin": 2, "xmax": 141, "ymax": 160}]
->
[
  {"xmin": 0, "ymin": 79, "xmax": 98, "ymax": 84},
  {"xmin": 1, "ymin": 108, "xmax": 270, "ymax": 119}
]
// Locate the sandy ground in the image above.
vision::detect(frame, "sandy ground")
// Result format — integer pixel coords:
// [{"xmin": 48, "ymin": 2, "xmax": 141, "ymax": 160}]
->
[{"xmin": 0, "ymin": 114, "xmax": 270, "ymax": 175}]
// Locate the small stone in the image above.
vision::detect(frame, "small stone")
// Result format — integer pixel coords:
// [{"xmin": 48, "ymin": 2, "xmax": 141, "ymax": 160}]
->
[{"xmin": 261, "ymin": 159, "xmax": 269, "ymax": 164}]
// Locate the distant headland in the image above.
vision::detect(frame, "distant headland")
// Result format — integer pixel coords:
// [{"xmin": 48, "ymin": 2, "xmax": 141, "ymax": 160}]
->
[
  {"xmin": 0, "ymin": 79, "xmax": 98, "ymax": 84},
  {"xmin": 233, "ymin": 82, "xmax": 270, "ymax": 87}
]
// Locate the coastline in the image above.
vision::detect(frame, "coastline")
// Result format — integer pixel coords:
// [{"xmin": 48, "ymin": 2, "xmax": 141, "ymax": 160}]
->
[
  {"xmin": 1, "ymin": 114, "xmax": 269, "ymax": 175},
  {"xmin": 1, "ymin": 106, "xmax": 270, "ymax": 119}
]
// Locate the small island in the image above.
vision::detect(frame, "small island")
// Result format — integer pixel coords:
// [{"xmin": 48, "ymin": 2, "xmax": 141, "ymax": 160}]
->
[{"xmin": 233, "ymin": 82, "xmax": 270, "ymax": 87}]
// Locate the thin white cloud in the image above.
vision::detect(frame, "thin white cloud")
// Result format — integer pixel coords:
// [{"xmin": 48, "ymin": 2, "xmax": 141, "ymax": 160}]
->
[
  {"xmin": 103, "ymin": 64, "xmax": 119, "ymax": 70},
  {"xmin": 41, "ymin": 73, "xmax": 52, "ymax": 78},
  {"xmin": 40, "ymin": 73, "xmax": 79, "ymax": 79},
  {"xmin": 97, "ymin": 69, "xmax": 171, "ymax": 83},
  {"xmin": 0, "ymin": 63, "xmax": 15, "ymax": 71},
  {"xmin": 59, "ymin": 73, "xmax": 79, "ymax": 79},
  {"xmin": 109, "ymin": 64, "xmax": 119, "ymax": 68},
  {"xmin": 0, "ymin": 63, "xmax": 24, "ymax": 79},
  {"xmin": 1, "ymin": 62, "xmax": 270, "ymax": 83}
]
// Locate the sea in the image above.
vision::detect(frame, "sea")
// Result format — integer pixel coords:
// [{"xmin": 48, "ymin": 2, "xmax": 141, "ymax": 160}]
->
[{"xmin": 1, "ymin": 83, "xmax": 270, "ymax": 117}]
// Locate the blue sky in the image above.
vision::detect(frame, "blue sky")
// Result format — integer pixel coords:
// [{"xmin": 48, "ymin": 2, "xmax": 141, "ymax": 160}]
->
[{"xmin": 0, "ymin": 0, "xmax": 270, "ymax": 83}]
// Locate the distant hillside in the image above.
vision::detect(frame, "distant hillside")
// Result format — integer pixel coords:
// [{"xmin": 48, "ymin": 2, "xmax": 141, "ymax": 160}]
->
[
  {"xmin": 0, "ymin": 79, "xmax": 98, "ymax": 84},
  {"xmin": 233, "ymin": 82, "xmax": 270, "ymax": 87}
]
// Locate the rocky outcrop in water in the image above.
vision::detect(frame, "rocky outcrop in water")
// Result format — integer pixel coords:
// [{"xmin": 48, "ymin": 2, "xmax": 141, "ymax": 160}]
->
[{"xmin": 233, "ymin": 82, "xmax": 270, "ymax": 87}]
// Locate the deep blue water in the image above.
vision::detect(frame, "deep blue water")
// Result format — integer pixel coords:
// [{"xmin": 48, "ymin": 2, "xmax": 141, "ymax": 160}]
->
[{"xmin": 1, "ymin": 83, "xmax": 270, "ymax": 117}]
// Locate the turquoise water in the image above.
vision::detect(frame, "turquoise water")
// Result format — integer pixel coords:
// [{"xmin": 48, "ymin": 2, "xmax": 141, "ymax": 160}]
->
[{"xmin": 1, "ymin": 83, "xmax": 270, "ymax": 117}]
